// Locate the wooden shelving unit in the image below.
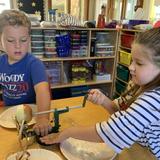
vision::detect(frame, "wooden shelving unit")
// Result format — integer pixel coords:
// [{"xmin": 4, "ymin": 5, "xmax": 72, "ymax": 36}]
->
[
  {"xmin": 0, "ymin": 28, "xmax": 119, "ymax": 98},
  {"xmin": 31, "ymin": 27, "xmax": 119, "ymax": 98},
  {"xmin": 114, "ymin": 29, "xmax": 142, "ymax": 96},
  {"xmin": 50, "ymin": 80, "xmax": 113, "ymax": 89}
]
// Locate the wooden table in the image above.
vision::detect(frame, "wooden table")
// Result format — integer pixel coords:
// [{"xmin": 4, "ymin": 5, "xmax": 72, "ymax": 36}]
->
[{"xmin": 0, "ymin": 96, "xmax": 156, "ymax": 160}]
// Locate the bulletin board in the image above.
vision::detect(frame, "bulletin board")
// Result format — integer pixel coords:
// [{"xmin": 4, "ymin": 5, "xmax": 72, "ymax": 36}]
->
[{"xmin": 17, "ymin": 0, "xmax": 46, "ymax": 21}]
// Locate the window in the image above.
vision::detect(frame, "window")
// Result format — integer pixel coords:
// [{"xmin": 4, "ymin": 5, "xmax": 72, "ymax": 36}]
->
[
  {"xmin": 94, "ymin": 0, "xmax": 123, "ymax": 22},
  {"xmin": 114, "ymin": 0, "xmax": 123, "ymax": 20},
  {"xmin": 154, "ymin": 1, "xmax": 160, "ymax": 21},
  {"xmin": 125, "ymin": 0, "xmax": 137, "ymax": 20},
  {"xmin": 51, "ymin": 0, "xmax": 67, "ymax": 13},
  {"xmin": 95, "ymin": 0, "xmax": 107, "ymax": 21},
  {"xmin": 0, "ymin": 0, "xmax": 11, "ymax": 13}
]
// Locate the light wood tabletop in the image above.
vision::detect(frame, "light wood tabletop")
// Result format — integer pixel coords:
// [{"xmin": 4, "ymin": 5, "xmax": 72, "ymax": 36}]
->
[{"xmin": 0, "ymin": 96, "xmax": 156, "ymax": 160}]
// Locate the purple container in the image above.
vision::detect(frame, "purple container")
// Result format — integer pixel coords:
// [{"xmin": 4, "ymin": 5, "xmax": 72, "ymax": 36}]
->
[
  {"xmin": 129, "ymin": 20, "xmax": 149, "ymax": 26},
  {"xmin": 71, "ymin": 46, "xmax": 80, "ymax": 50}
]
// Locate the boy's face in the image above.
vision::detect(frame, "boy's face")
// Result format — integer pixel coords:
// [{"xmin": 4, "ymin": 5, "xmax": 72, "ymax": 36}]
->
[{"xmin": 1, "ymin": 25, "xmax": 30, "ymax": 64}]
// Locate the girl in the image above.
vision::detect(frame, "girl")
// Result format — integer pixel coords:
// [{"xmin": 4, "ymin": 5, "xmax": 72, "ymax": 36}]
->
[{"xmin": 40, "ymin": 28, "xmax": 160, "ymax": 159}]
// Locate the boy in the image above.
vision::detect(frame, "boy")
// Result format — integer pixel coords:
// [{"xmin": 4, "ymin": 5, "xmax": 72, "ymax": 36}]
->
[{"xmin": 0, "ymin": 9, "xmax": 51, "ymax": 136}]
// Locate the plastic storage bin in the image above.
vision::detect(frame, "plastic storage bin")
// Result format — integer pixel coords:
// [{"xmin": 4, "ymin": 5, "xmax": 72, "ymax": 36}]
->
[
  {"xmin": 119, "ymin": 50, "xmax": 132, "ymax": 65},
  {"xmin": 44, "ymin": 41, "xmax": 56, "ymax": 48},
  {"xmin": 70, "ymin": 86, "xmax": 89, "ymax": 97},
  {"xmin": 117, "ymin": 64, "xmax": 129, "ymax": 82},
  {"xmin": 45, "ymin": 62, "xmax": 61, "ymax": 85},
  {"xmin": 115, "ymin": 80, "xmax": 127, "ymax": 94},
  {"xmin": 96, "ymin": 44, "xmax": 114, "ymax": 56},
  {"xmin": 44, "ymin": 52, "xmax": 57, "ymax": 58},
  {"xmin": 121, "ymin": 34, "xmax": 134, "ymax": 48},
  {"xmin": 44, "ymin": 36, "xmax": 55, "ymax": 41},
  {"xmin": 129, "ymin": 20, "xmax": 149, "ymax": 26},
  {"xmin": 96, "ymin": 32, "xmax": 112, "ymax": 44},
  {"xmin": 31, "ymin": 47, "xmax": 44, "ymax": 52},
  {"xmin": 31, "ymin": 41, "xmax": 44, "ymax": 47},
  {"xmin": 31, "ymin": 29, "xmax": 43, "ymax": 35},
  {"xmin": 32, "ymin": 52, "xmax": 44, "ymax": 58},
  {"xmin": 43, "ymin": 29, "xmax": 56, "ymax": 36},
  {"xmin": 31, "ymin": 35, "xmax": 43, "ymax": 41}
]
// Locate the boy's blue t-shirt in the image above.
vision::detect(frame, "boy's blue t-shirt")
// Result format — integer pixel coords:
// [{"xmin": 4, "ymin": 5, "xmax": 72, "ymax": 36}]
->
[{"xmin": 0, "ymin": 53, "xmax": 48, "ymax": 106}]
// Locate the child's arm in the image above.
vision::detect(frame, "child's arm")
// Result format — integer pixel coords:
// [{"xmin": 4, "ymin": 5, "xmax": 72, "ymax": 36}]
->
[
  {"xmin": 87, "ymin": 89, "xmax": 118, "ymax": 114},
  {"xmin": 33, "ymin": 81, "xmax": 51, "ymax": 136},
  {"xmin": 40, "ymin": 126, "xmax": 103, "ymax": 144}
]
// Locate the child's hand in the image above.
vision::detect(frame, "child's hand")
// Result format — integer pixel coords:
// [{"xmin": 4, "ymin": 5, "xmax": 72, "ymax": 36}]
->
[
  {"xmin": 40, "ymin": 128, "xmax": 71, "ymax": 144},
  {"xmin": 33, "ymin": 117, "xmax": 52, "ymax": 136},
  {"xmin": 87, "ymin": 89, "xmax": 106, "ymax": 106},
  {"xmin": 40, "ymin": 132, "xmax": 60, "ymax": 144}
]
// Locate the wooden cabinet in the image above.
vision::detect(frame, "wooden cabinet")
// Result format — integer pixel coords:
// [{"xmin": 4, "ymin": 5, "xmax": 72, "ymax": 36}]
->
[
  {"xmin": 31, "ymin": 27, "xmax": 119, "ymax": 98},
  {"xmin": 115, "ymin": 29, "xmax": 142, "ymax": 96}
]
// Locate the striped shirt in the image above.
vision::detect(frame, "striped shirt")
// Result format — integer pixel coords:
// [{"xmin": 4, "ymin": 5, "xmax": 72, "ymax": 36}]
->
[{"xmin": 96, "ymin": 88, "xmax": 160, "ymax": 159}]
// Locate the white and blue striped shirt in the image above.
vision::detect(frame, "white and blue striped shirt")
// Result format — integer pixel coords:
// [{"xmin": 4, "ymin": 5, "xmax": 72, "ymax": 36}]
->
[{"xmin": 96, "ymin": 88, "xmax": 160, "ymax": 159}]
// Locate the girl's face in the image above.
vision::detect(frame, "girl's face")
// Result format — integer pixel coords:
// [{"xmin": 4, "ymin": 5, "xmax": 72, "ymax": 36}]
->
[
  {"xmin": 129, "ymin": 44, "xmax": 160, "ymax": 86},
  {"xmin": 1, "ymin": 25, "xmax": 30, "ymax": 64}
]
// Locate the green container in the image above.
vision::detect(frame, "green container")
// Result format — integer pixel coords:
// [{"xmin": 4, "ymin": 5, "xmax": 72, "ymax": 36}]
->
[
  {"xmin": 116, "ymin": 80, "xmax": 127, "ymax": 94},
  {"xmin": 117, "ymin": 65, "xmax": 129, "ymax": 82},
  {"xmin": 113, "ymin": 93, "xmax": 119, "ymax": 99}
]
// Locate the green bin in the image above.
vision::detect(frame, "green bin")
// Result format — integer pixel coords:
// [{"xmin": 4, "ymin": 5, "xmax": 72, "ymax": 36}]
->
[
  {"xmin": 115, "ymin": 80, "xmax": 127, "ymax": 94},
  {"xmin": 117, "ymin": 65, "xmax": 129, "ymax": 82}
]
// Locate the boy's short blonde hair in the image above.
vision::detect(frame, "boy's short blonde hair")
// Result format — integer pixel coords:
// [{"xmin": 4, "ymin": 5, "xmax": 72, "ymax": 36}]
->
[{"xmin": 0, "ymin": 9, "xmax": 31, "ymax": 34}]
